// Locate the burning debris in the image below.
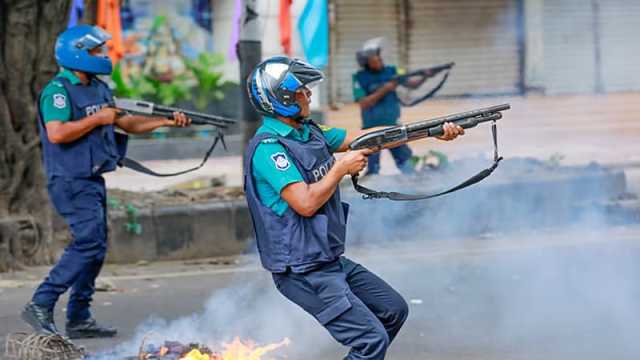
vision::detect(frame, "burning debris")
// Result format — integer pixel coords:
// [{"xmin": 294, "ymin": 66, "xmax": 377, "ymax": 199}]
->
[{"xmin": 131, "ymin": 335, "xmax": 290, "ymax": 360}]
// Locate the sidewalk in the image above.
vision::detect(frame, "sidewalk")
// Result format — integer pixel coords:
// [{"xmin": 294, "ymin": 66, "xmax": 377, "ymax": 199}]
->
[{"xmin": 105, "ymin": 93, "xmax": 640, "ymax": 192}]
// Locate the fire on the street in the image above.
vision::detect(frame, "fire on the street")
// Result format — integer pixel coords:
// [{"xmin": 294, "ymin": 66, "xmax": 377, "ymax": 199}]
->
[{"xmin": 137, "ymin": 337, "xmax": 290, "ymax": 360}]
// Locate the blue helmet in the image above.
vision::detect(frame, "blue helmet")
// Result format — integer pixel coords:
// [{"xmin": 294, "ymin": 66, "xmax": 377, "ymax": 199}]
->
[
  {"xmin": 247, "ymin": 56, "xmax": 324, "ymax": 118},
  {"xmin": 55, "ymin": 25, "xmax": 113, "ymax": 75}
]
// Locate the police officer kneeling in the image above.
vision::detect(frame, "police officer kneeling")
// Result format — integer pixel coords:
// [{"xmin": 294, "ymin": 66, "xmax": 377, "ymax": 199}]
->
[
  {"xmin": 245, "ymin": 57, "xmax": 463, "ymax": 359},
  {"xmin": 22, "ymin": 25, "xmax": 191, "ymax": 339}
]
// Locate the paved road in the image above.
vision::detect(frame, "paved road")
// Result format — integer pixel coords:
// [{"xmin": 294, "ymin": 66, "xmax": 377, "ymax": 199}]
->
[{"xmin": 2, "ymin": 225, "xmax": 640, "ymax": 359}]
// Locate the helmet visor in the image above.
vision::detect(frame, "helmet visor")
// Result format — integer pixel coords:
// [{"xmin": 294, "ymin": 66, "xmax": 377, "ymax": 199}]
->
[
  {"xmin": 290, "ymin": 59, "xmax": 324, "ymax": 89},
  {"xmin": 74, "ymin": 27, "xmax": 112, "ymax": 50},
  {"xmin": 263, "ymin": 62, "xmax": 290, "ymax": 80},
  {"xmin": 303, "ymin": 78, "xmax": 323, "ymax": 89}
]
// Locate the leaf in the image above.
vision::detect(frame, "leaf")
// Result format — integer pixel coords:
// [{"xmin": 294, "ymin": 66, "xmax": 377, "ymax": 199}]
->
[
  {"xmin": 183, "ymin": 52, "xmax": 232, "ymax": 109},
  {"xmin": 111, "ymin": 63, "xmax": 133, "ymax": 98},
  {"xmin": 151, "ymin": 15, "xmax": 167, "ymax": 32}
]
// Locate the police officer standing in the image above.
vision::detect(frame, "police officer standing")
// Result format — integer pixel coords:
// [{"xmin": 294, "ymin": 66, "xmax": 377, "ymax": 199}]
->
[
  {"xmin": 352, "ymin": 39, "xmax": 417, "ymax": 176},
  {"xmin": 22, "ymin": 25, "xmax": 191, "ymax": 338},
  {"xmin": 245, "ymin": 56, "xmax": 463, "ymax": 359}
]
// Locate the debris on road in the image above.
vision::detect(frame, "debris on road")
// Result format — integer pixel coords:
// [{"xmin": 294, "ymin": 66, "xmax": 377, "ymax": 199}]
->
[
  {"xmin": 4, "ymin": 332, "xmax": 85, "ymax": 360},
  {"xmin": 168, "ymin": 176, "xmax": 226, "ymax": 191},
  {"xmin": 183, "ymin": 258, "xmax": 240, "ymax": 266},
  {"xmin": 130, "ymin": 335, "xmax": 290, "ymax": 360},
  {"xmin": 95, "ymin": 279, "xmax": 117, "ymax": 292},
  {"xmin": 107, "ymin": 181, "xmax": 244, "ymax": 210}
]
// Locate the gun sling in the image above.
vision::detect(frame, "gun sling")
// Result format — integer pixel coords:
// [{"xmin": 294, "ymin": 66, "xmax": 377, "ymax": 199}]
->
[
  {"xmin": 397, "ymin": 68, "xmax": 452, "ymax": 107},
  {"xmin": 112, "ymin": 98, "xmax": 234, "ymax": 177},
  {"xmin": 351, "ymin": 121, "xmax": 502, "ymax": 201}
]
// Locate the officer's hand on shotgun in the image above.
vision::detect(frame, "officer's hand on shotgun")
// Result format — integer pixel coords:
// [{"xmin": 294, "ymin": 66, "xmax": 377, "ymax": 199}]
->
[
  {"xmin": 96, "ymin": 107, "xmax": 119, "ymax": 125},
  {"xmin": 336, "ymin": 149, "xmax": 374, "ymax": 176},
  {"xmin": 436, "ymin": 122, "xmax": 465, "ymax": 141},
  {"xmin": 383, "ymin": 80, "xmax": 398, "ymax": 92},
  {"xmin": 170, "ymin": 111, "xmax": 192, "ymax": 127}
]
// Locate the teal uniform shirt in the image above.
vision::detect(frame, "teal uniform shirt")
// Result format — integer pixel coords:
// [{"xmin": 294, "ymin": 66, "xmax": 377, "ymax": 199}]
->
[
  {"xmin": 352, "ymin": 73, "xmax": 367, "ymax": 101},
  {"xmin": 39, "ymin": 69, "xmax": 82, "ymax": 123},
  {"xmin": 251, "ymin": 117, "xmax": 347, "ymax": 216},
  {"xmin": 352, "ymin": 66, "xmax": 405, "ymax": 128},
  {"xmin": 352, "ymin": 67, "xmax": 407, "ymax": 101}
]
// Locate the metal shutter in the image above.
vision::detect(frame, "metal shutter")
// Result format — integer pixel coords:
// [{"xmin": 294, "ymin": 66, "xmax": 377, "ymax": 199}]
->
[
  {"xmin": 599, "ymin": 0, "xmax": 640, "ymax": 92},
  {"xmin": 332, "ymin": 0, "xmax": 401, "ymax": 102},
  {"xmin": 407, "ymin": 0, "xmax": 522, "ymax": 96},
  {"xmin": 543, "ymin": 0, "xmax": 597, "ymax": 94}
]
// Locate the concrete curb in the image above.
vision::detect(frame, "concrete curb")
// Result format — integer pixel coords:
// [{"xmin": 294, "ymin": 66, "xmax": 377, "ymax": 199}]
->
[{"xmin": 107, "ymin": 199, "xmax": 254, "ymax": 264}]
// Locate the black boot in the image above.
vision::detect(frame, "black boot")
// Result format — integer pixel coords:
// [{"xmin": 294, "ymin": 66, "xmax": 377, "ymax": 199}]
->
[
  {"xmin": 21, "ymin": 302, "xmax": 59, "ymax": 335},
  {"xmin": 66, "ymin": 318, "xmax": 117, "ymax": 339}
]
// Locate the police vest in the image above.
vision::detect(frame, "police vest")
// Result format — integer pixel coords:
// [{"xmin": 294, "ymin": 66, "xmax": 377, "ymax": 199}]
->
[
  {"xmin": 37, "ymin": 76, "xmax": 127, "ymax": 179},
  {"xmin": 355, "ymin": 65, "xmax": 401, "ymax": 129},
  {"xmin": 244, "ymin": 123, "xmax": 349, "ymax": 273}
]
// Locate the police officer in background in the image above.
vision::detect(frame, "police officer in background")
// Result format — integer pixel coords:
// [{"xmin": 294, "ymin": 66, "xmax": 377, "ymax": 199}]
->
[
  {"xmin": 22, "ymin": 25, "xmax": 191, "ymax": 338},
  {"xmin": 352, "ymin": 38, "xmax": 416, "ymax": 176},
  {"xmin": 244, "ymin": 56, "xmax": 463, "ymax": 359}
]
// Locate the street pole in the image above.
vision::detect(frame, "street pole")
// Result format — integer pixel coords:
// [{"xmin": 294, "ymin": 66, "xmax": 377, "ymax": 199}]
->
[{"xmin": 238, "ymin": 0, "xmax": 262, "ymax": 151}]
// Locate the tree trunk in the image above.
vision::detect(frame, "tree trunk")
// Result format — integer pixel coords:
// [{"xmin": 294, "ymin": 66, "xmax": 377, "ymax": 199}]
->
[
  {"xmin": 0, "ymin": 0, "xmax": 71, "ymax": 271},
  {"xmin": 82, "ymin": 0, "xmax": 97, "ymax": 24},
  {"xmin": 238, "ymin": 0, "xmax": 262, "ymax": 154}
]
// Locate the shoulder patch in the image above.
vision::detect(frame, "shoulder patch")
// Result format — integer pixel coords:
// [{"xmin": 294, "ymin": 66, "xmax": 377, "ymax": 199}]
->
[
  {"xmin": 317, "ymin": 124, "xmax": 333, "ymax": 132},
  {"xmin": 270, "ymin": 152, "xmax": 291, "ymax": 171},
  {"xmin": 52, "ymin": 93, "xmax": 67, "ymax": 109},
  {"xmin": 260, "ymin": 138, "xmax": 278, "ymax": 144}
]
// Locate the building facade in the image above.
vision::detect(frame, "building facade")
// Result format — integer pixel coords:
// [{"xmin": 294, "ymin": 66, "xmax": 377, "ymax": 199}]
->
[{"xmin": 210, "ymin": 0, "xmax": 640, "ymax": 104}]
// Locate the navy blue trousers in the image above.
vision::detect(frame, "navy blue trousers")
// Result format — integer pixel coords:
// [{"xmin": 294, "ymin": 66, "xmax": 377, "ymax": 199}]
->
[
  {"xmin": 273, "ymin": 257, "xmax": 408, "ymax": 360},
  {"xmin": 32, "ymin": 176, "xmax": 108, "ymax": 323},
  {"xmin": 367, "ymin": 144, "xmax": 414, "ymax": 175}
]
